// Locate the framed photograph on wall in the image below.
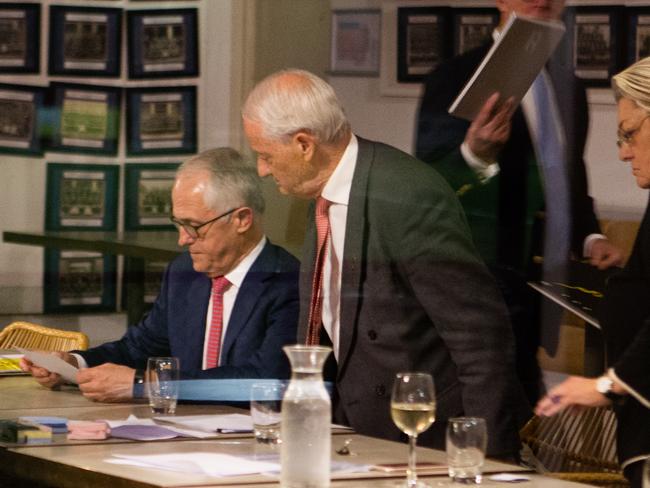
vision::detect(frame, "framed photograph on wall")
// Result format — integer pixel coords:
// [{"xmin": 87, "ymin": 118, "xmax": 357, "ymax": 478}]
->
[
  {"xmin": 626, "ymin": 8, "xmax": 650, "ymax": 65},
  {"xmin": 452, "ymin": 8, "xmax": 499, "ymax": 56},
  {"xmin": 49, "ymin": 82, "xmax": 121, "ymax": 155},
  {"xmin": 48, "ymin": 6, "xmax": 121, "ymax": 77},
  {"xmin": 127, "ymin": 9, "xmax": 199, "ymax": 79},
  {"xmin": 397, "ymin": 7, "xmax": 452, "ymax": 83},
  {"xmin": 44, "ymin": 249, "xmax": 116, "ymax": 313},
  {"xmin": 124, "ymin": 162, "xmax": 179, "ymax": 230},
  {"xmin": 0, "ymin": 84, "xmax": 45, "ymax": 155},
  {"xmin": 330, "ymin": 9, "xmax": 381, "ymax": 76},
  {"xmin": 45, "ymin": 162, "xmax": 119, "ymax": 231},
  {"xmin": 0, "ymin": 3, "xmax": 40, "ymax": 74},
  {"xmin": 565, "ymin": 7, "xmax": 624, "ymax": 86},
  {"xmin": 126, "ymin": 86, "xmax": 196, "ymax": 156}
]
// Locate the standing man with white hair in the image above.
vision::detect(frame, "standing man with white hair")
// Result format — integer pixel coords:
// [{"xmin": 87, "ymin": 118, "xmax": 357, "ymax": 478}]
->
[
  {"xmin": 22, "ymin": 148, "xmax": 300, "ymax": 402},
  {"xmin": 243, "ymin": 69, "xmax": 529, "ymax": 458}
]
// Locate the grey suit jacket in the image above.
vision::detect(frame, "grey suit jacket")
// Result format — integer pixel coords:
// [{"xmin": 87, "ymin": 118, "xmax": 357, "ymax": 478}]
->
[{"xmin": 298, "ymin": 137, "xmax": 529, "ymax": 457}]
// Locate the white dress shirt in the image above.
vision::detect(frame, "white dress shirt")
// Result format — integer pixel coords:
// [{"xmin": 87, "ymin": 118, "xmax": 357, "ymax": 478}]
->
[{"xmin": 319, "ymin": 134, "xmax": 358, "ymax": 359}]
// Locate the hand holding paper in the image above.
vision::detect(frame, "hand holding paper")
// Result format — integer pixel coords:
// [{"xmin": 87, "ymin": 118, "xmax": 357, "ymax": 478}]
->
[{"xmin": 17, "ymin": 348, "xmax": 79, "ymax": 385}]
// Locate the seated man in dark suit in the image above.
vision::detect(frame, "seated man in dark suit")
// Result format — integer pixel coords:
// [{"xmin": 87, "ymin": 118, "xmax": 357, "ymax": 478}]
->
[{"xmin": 21, "ymin": 148, "xmax": 300, "ymax": 402}]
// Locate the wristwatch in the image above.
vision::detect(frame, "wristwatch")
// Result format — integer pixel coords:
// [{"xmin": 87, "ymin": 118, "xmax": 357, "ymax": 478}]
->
[{"xmin": 596, "ymin": 375, "xmax": 621, "ymax": 402}]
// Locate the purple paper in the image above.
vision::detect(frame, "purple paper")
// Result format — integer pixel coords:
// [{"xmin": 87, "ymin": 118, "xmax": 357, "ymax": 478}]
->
[{"xmin": 110, "ymin": 425, "xmax": 188, "ymax": 441}]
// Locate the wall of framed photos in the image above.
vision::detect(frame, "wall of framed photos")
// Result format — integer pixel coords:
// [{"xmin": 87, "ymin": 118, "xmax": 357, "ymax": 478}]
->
[
  {"xmin": 329, "ymin": 0, "xmax": 650, "ymax": 228},
  {"xmin": 0, "ymin": 0, "xmax": 330, "ymax": 316},
  {"xmin": 0, "ymin": 0, "xmax": 249, "ymax": 314}
]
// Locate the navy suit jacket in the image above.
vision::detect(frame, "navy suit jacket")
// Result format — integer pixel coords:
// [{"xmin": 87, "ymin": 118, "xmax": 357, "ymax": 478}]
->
[{"xmin": 79, "ymin": 240, "xmax": 300, "ymax": 380}]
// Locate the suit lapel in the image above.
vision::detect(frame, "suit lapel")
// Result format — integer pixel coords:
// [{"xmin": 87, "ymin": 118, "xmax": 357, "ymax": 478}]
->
[
  {"xmin": 182, "ymin": 273, "xmax": 212, "ymax": 371},
  {"xmin": 337, "ymin": 137, "xmax": 372, "ymax": 374},
  {"xmin": 220, "ymin": 242, "xmax": 275, "ymax": 360}
]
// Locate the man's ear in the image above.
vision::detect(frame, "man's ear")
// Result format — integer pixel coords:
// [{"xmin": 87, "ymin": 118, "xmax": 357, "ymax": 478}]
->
[
  {"xmin": 233, "ymin": 207, "xmax": 254, "ymax": 233},
  {"xmin": 293, "ymin": 131, "xmax": 316, "ymax": 160}
]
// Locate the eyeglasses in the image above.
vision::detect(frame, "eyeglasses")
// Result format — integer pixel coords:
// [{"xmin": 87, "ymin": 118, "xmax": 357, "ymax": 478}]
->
[
  {"xmin": 170, "ymin": 207, "xmax": 238, "ymax": 239},
  {"xmin": 617, "ymin": 115, "xmax": 650, "ymax": 148}
]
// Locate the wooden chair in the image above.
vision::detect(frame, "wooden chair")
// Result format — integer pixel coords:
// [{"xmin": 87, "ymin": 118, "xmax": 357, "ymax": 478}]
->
[
  {"xmin": 520, "ymin": 406, "xmax": 629, "ymax": 487},
  {"xmin": 0, "ymin": 321, "xmax": 89, "ymax": 351}
]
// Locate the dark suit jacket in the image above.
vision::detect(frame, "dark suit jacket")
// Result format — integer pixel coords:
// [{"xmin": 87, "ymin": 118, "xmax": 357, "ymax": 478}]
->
[
  {"xmin": 79, "ymin": 241, "xmax": 300, "ymax": 380},
  {"xmin": 599, "ymin": 195, "xmax": 650, "ymax": 467},
  {"xmin": 299, "ymin": 137, "xmax": 529, "ymax": 458},
  {"xmin": 415, "ymin": 42, "xmax": 600, "ymax": 272}
]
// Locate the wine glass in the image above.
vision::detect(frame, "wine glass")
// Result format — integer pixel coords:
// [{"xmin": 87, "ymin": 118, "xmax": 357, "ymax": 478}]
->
[{"xmin": 391, "ymin": 372, "xmax": 436, "ymax": 488}]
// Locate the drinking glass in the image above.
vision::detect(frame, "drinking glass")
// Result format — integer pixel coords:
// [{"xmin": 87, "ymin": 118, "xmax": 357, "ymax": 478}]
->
[
  {"xmin": 146, "ymin": 357, "xmax": 180, "ymax": 415},
  {"xmin": 446, "ymin": 417, "xmax": 487, "ymax": 484},
  {"xmin": 391, "ymin": 372, "xmax": 436, "ymax": 488},
  {"xmin": 250, "ymin": 382, "xmax": 284, "ymax": 444}
]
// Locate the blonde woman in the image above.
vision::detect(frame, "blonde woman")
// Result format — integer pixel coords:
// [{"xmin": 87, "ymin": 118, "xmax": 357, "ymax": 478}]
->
[{"xmin": 536, "ymin": 57, "xmax": 650, "ymax": 487}]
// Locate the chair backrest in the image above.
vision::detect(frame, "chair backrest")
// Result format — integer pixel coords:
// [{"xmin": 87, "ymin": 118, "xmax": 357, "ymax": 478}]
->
[
  {"xmin": 520, "ymin": 406, "xmax": 628, "ymax": 487},
  {"xmin": 0, "ymin": 321, "xmax": 89, "ymax": 351}
]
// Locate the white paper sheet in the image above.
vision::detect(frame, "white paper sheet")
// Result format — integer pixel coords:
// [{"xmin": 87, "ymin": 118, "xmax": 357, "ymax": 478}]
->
[
  {"xmin": 153, "ymin": 413, "xmax": 253, "ymax": 433},
  {"xmin": 104, "ymin": 415, "xmax": 215, "ymax": 439},
  {"xmin": 106, "ymin": 452, "xmax": 279, "ymax": 477},
  {"xmin": 16, "ymin": 347, "xmax": 79, "ymax": 384}
]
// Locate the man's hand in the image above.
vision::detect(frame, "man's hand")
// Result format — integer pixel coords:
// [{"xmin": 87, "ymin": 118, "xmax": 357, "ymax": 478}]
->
[
  {"xmin": 19, "ymin": 352, "xmax": 78, "ymax": 389},
  {"xmin": 535, "ymin": 376, "xmax": 611, "ymax": 417},
  {"xmin": 77, "ymin": 363, "xmax": 135, "ymax": 402},
  {"xmin": 589, "ymin": 238, "xmax": 624, "ymax": 270},
  {"xmin": 465, "ymin": 93, "xmax": 515, "ymax": 163}
]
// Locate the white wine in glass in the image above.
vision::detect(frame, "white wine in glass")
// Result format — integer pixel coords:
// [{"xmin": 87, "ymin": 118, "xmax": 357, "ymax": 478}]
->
[{"xmin": 391, "ymin": 372, "xmax": 436, "ymax": 488}]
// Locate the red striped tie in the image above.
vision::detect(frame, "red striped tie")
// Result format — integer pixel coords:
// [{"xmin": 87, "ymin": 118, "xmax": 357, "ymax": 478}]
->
[
  {"xmin": 307, "ymin": 197, "xmax": 331, "ymax": 346},
  {"xmin": 205, "ymin": 276, "xmax": 230, "ymax": 368}
]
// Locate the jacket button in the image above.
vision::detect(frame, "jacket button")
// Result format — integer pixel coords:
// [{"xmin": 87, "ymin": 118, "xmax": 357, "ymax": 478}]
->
[
  {"xmin": 368, "ymin": 330, "xmax": 377, "ymax": 340},
  {"xmin": 375, "ymin": 384, "xmax": 386, "ymax": 396}
]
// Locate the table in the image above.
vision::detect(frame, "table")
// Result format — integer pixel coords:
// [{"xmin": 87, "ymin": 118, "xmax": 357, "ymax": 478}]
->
[
  {"xmin": 3, "ymin": 229, "xmax": 182, "ymax": 325},
  {"xmin": 0, "ymin": 377, "xmax": 590, "ymax": 488}
]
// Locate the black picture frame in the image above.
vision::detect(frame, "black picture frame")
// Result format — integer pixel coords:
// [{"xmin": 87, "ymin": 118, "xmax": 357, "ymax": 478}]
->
[
  {"xmin": 0, "ymin": 83, "xmax": 45, "ymax": 155},
  {"xmin": 626, "ymin": 8, "xmax": 650, "ymax": 65},
  {"xmin": 45, "ymin": 162, "xmax": 119, "ymax": 231},
  {"xmin": 452, "ymin": 8, "xmax": 499, "ymax": 56},
  {"xmin": 397, "ymin": 7, "xmax": 452, "ymax": 83},
  {"xmin": 48, "ymin": 5, "xmax": 121, "ymax": 77},
  {"xmin": 48, "ymin": 82, "xmax": 121, "ymax": 155},
  {"xmin": 0, "ymin": 3, "xmax": 40, "ymax": 74},
  {"xmin": 565, "ymin": 6, "xmax": 625, "ymax": 87},
  {"xmin": 127, "ymin": 8, "xmax": 199, "ymax": 79},
  {"xmin": 126, "ymin": 86, "xmax": 196, "ymax": 156},
  {"xmin": 124, "ymin": 162, "xmax": 179, "ymax": 231},
  {"xmin": 44, "ymin": 248, "xmax": 116, "ymax": 313}
]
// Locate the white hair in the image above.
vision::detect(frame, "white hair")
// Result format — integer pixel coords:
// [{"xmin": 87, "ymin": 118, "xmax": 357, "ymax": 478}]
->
[
  {"xmin": 177, "ymin": 147, "xmax": 265, "ymax": 214},
  {"xmin": 242, "ymin": 69, "xmax": 351, "ymax": 143}
]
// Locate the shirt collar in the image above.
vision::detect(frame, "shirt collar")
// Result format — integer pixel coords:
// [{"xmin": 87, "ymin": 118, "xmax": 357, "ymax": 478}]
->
[
  {"xmin": 321, "ymin": 133, "xmax": 358, "ymax": 206},
  {"xmin": 223, "ymin": 235, "xmax": 267, "ymax": 288}
]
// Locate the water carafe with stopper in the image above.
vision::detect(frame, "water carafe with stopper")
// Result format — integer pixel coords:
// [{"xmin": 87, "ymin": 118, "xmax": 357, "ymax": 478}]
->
[{"xmin": 280, "ymin": 345, "xmax": 332, "ymax": 488}]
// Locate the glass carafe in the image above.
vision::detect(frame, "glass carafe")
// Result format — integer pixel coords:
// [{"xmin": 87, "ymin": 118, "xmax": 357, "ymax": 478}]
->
[{"xmin": 280, "ymin": 345, "xmax": 332, "ymax": 488}]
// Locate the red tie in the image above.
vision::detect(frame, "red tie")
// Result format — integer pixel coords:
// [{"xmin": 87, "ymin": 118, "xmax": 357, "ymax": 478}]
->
[
  {"xmin": 205, "ymin": 276, "xmax": 230, "ymax": 368},
  {"xmin": 307, "ymin": 197, "xmax": 331, "ymax": 345}
]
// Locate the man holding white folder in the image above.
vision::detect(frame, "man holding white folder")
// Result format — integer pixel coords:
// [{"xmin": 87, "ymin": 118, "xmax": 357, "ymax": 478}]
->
[{"xmin": 415, "ymin": 0, "xmax": 623, "ymax": 404}]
